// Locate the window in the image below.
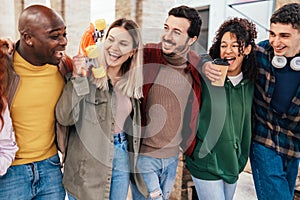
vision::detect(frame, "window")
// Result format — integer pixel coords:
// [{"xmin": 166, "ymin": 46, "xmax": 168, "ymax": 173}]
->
[{"xmin": 192, "ymin": 7, "xmax": 209, "ymax": 54}]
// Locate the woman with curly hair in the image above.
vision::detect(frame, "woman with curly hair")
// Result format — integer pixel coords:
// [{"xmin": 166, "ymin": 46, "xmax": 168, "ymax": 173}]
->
[
  {"xmin": 0, "ymin": 43, "xmax": 18, "ymax": 176},
  {"xmin": 185, "ymin": 17, "xmax": 257, "ymax": 200}
]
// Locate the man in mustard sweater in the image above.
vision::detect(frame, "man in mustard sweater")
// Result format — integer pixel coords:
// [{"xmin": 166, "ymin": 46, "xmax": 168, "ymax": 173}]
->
[{"xmin": 0, "ymin": 5, "xmax": 68, "ymax": 199}]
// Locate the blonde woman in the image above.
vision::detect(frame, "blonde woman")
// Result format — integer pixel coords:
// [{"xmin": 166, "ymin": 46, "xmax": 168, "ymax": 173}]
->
[{"xmin": 55, "ymin": 18, "xmax": 144, "ymax": 200}]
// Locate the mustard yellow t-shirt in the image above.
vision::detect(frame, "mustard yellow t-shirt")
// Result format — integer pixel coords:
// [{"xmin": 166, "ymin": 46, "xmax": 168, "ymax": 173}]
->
[{"xmin": 11, "ymin": 51, "xmax": 64, "ymax": 165}]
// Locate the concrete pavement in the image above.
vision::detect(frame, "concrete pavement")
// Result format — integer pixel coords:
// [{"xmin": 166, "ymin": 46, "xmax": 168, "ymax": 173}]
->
[{"xmin": 234, "ymin": 171, "xmax": 257, "ymax": 200}]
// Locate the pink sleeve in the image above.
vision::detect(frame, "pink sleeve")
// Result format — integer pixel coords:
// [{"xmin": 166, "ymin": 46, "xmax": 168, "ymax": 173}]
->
[{"xmin": 0, "ymin": 106, "xmax": 18, "ymax": 176}]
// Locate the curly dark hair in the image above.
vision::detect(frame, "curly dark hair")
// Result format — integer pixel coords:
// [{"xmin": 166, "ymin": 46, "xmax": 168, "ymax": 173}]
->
[
  {"xmin": 209, "ymin": 17, "xmax": 257, "ymax": 82},
  {"xmin": 168, "ymin": 5, "xmax": 202, "ymax": 38},
  {"xmin": 271, "ymin": 3, "xmax": 300, "ymax": 31}
]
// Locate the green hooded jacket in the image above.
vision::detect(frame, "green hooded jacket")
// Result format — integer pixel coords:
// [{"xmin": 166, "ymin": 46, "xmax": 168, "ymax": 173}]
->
[{"xmin": 186, "ymin": 76, "xmax": 254, "ymax": 184}]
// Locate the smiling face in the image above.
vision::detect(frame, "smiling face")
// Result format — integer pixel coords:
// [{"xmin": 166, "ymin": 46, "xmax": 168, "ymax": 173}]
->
[
  {"xmin": 19, "ymin": 5, "xmax": 67, "ymax": 66},
  {"xmin": 104, "ymin": 27, "xmax": 134, "ymax": 69},
  {"xmin": 29, "ymin": 20, "xmax": 67, "ymax": 65},
  {"xmin": 220, "ymin": 32, "xmax": 251, "ymax": 76},
  {"xmin": 161, "ymin": 15, "xmax": 196, "ymax": 56},
  {"xmin": 269, "ymin": 23, "xmax": 300, "ymax": 57}
]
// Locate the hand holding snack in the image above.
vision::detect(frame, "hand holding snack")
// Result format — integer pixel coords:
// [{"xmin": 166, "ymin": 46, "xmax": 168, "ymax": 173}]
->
[{"xmin": 72, "ymin": 54, "xmax": 88, "ymax": 77}]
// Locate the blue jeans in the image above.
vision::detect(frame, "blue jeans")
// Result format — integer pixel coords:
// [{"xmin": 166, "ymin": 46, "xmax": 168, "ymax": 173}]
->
[
  {"xmin": 192, "ymin": 176, "xmax": 237, "ymax": 200},
  {"xmin": 110, "ymin": 133, "xmax": 130, "ymax": 200},
  {"xmin": 131, "ymin": 154, "xmax": 179, "ymax": 200},
  {"xmin": 250, "ymin": 142, "xmax": 299, "ymax": 200},
  {"xmin": 68, "ymin": 132, "xmax": 130, "ymax": 200},
  {"xmin": 0, "ymin": 154, "xmax": 65, "ymax": 200}
]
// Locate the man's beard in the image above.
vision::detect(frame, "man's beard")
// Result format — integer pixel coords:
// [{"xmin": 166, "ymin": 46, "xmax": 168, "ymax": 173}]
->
[{"xmin": 162, "ymin": 38, "xmax": 190, "ymax": 57}]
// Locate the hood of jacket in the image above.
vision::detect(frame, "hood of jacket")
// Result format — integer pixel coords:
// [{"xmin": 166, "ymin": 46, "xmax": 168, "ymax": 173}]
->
[{"xmin": 186, "ymin": 76, "xmax": 254, "ymax": 183}]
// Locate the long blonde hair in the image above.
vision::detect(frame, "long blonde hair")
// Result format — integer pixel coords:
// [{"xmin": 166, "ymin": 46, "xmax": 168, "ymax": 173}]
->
[{"xmin": 93, "ymin": 18, "xmax": 143, "ymax": 99}]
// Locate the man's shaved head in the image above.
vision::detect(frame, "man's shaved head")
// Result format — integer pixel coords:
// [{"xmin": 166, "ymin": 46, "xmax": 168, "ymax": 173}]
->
[
  {"xmin": 18, "ymin": 4, "xmax": 64, "ymax": 36},
  {"xmin": 17, "ymin": 4, "xmax": 67, "ymax": 66}
]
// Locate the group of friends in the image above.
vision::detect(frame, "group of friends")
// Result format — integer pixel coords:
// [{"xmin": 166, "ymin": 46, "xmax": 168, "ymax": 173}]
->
[{"xmin": 0, "ymin": 2, "xmax": 299, "ymax": 200}]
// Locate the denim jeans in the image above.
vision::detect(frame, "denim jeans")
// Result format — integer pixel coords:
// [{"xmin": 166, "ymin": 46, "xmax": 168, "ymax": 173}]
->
[
  {"xmin": 110, "ymin": 132, "xmax": 130, "ymax": 200},
  {"xmin": 250, "ymin": 141, "xmax": 300, "ymax": 200},
  {"xmin": 131, "ymin": 154, "xmax": 179, "ymax": 200},
  {"xmin": 192, "ymin": 176, "xmax": 237, "ymax": 200},
  {"xmin": 0, "ymin": 154, "xmax": 65, "ymax": 200},
  {"xmin": 68, "ymin": 132, "xmax": 130, "ymax": 200}
]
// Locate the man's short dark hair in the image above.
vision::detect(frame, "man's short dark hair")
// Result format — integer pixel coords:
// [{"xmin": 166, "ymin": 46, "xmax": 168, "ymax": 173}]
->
[
  {"xmin": 271, "ymin": 3, "xmax": 300, "ymax": 31},
  {"xmin": 168, "ymin": 5, "xmax": 202, "ymax": 38}
]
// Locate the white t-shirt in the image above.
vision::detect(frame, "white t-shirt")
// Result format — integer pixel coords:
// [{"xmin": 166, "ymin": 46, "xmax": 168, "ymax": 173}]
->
[{"xmin": 228, "ymin": 72, "xmax": 243, "ymax": 86}]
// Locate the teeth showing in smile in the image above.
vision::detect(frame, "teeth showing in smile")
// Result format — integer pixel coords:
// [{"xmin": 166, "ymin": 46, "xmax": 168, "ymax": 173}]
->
[
  {"xmin": 225, "ymin": 57, "xmax": 235, "ymax": 65},
  {"xmin": 55, "ymin": 51, "xmax": 64, "ymax": 58},
  {"xmin": 275, "ymin": 46, "xmax": 285, "ymax": 52},
  {"xmin": 109, "ymin": 52, "xmax": 121, "ymax": 60},
  {"xmin": 225, "ymin": 57, "xmax": 235, "ymax": 61},
  {"xmin": 163, "ymin": 41, "xmax": 173, "ymax": 48}
]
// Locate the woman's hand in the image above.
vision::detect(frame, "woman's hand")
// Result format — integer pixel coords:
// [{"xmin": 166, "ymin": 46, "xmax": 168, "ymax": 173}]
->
[
  {"xmin": 0, "ymin": 37, "xmax": 15, "ymax": 55},
  {"xmin": 72, "ymin": 54, "xmax": 88, "ymax": 77}
]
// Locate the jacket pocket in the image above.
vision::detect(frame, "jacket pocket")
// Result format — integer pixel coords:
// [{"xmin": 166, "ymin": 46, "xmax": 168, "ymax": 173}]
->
[
  {"xmin": 208, "ymin": 140, "xmax": 239, "ymax": 176},
  {"xmin": 84, "ymin": 96, "xmax": 108, "ymax": 124}
]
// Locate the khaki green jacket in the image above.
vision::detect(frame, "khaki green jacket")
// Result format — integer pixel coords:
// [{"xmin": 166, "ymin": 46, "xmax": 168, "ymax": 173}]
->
[{"xmin": 55, "ymin": 77, "xmax": 146, "ymax": 200}]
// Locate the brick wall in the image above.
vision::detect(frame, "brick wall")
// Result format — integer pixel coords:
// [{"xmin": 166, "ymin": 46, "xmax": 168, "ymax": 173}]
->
[
  {"xmin": 50, "ymin": 0, "xmax": 64, "ymax": 19},
  {"xmin": 116, "ymin": 0, "xmax": 131, "ymax": 20},
  {"xmin": 170, "ymin": 153, "xmax": 200, "ymax": 200},
  {"xmin": 115, "ymin": 0, "xmax": 173, "ymax": 43},
  {"xmin": 140, "ymin": 0, "xmax": 174, "ymax": 43}
]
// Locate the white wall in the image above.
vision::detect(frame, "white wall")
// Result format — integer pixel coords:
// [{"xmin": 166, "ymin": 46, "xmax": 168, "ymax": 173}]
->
[
  {"xmin": 0, "ymin": 0, "xmax": 53, "ymax": 40},
  {"xmin": 187, "ymin": 0, "xmax": 274, "ymax": 51},
  {"xmin": 224, "ymin": 0, "xmax": 274, "ymax": 44},
  {"xmin": 63, "ymin": 0, "xmax": 91, "ymax": 56},
  {"xmin": 90, "ymin": 0, "xmax": 115, "ymax": 27},
  {"xmin": 24, "ymin": 0, "xmax": 50, "ymax": 7},
  {"xmin": 0, "ymin": 0, "xmax": 16, "ymax": 39}
]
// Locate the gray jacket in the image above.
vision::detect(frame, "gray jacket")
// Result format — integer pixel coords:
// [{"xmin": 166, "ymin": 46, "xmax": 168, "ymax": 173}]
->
[{"xmin": 55, "ymin": 76, "xmax": 146, "ymax": 200}]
